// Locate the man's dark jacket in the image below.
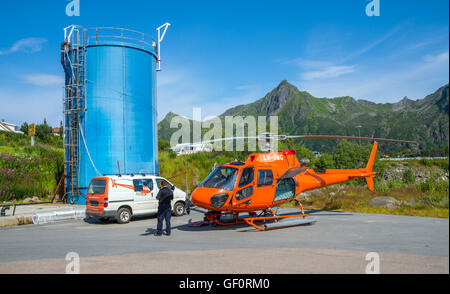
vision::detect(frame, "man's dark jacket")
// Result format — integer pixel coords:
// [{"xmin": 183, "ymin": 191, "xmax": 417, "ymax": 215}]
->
[{"xmin": 156, "ymin": 187, "xmax": 173, "ymax": 207}]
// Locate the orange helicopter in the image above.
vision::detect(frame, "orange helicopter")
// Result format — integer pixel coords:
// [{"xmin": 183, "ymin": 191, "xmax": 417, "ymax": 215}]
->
[{"xmin": 186, "ymin": 134, "xmax": 416, "ymax": 231}]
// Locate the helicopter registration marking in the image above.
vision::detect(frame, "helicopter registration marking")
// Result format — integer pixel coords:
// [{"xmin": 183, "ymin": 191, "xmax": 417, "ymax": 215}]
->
[{"xmin": 258, "ymin": 154, "xmax": 283, "ymax": 162}]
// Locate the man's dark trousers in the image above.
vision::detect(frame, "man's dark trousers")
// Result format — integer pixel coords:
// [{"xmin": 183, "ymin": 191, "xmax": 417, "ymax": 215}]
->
[{"xmin": 157, "ymin": 204, "xmax": 171, "ymax": 235}]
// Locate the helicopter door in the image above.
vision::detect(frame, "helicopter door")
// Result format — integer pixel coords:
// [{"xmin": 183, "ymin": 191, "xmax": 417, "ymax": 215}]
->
[
  {"xmin": 274, "ymin": 178, "xmax": 296, "ymax": 203},
  {"xmin": 255, "ymin": 169, "xmax": 275, "ymax": 206},
  {"xmin": 234, "ymin": 167, "xmax": 255, "ymax": 206}
]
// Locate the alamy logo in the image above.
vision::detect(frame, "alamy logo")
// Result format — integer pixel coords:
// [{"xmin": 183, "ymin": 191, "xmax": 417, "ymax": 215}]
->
[
  {"xmin": 365, "ymin": 0, "xmax": 380, "ymax": 17},
  {"xmin": 169, "ymin": 108, "xmax": 279, "ymax": 152},
  {"xmin": 66, "ymin": 0, "xmax": 80, "ymax": 17},
  {"xmin": 65, "ymin": 252, "xmax": 80, "ymax": 274},
  {"xmin": 365, "ymin": 252, "xmax": 380, "ymax": 274}
]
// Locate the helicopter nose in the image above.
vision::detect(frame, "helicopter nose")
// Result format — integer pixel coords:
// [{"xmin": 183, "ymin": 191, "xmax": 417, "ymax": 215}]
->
[
  {"xmin": 192, "ymin": 187, "xmax": 231, "ymax": 210},
  {"xmin": 191, "ymin": 189, "xmax": 206, "ymax": 207}
]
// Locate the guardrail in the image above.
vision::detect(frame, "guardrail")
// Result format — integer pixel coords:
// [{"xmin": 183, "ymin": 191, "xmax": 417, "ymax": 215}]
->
[
  {"xmin": 380, "ymin": 157, "xmax": 448, "ymax": 161},
  {"xmin": 0, "ymin": 202, "xmax": 53, "ymax": 217},
  {"xmin": 85, "ymin": 27, "xmax": 157, "ymax": 53}
]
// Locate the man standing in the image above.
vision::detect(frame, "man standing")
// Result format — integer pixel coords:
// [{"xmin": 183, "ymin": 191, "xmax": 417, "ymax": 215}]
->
[{"xmin": 155, "ymin": 180, "xmax": 173, "ymax": 236}]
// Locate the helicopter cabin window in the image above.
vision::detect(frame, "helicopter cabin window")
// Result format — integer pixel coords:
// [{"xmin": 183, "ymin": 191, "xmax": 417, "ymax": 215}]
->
[
  {"xmin": 257, "ymin": 169, "xmax": 274, "ymax": 187},
  {"xmin": 273, "ymin": 178, "xmax": 295, "ymax": 202},
  {"xmin": 199, "ymin": 166, "xmax": 238, "ymax": 191},
  {"xmin": 238, "ymin": 167, "xmax": 254, "ymax": 188}
]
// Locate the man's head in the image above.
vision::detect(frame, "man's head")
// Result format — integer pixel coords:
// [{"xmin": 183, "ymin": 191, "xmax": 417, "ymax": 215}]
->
[{"xmin": 160, "ymin": 180, "xmax": 169, "ymax": 188}]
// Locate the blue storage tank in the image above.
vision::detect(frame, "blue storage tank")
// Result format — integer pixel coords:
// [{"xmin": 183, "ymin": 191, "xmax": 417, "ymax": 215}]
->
[{"xmin": 62, "ymin": 25, "xmax": 169, "ymax": 205}]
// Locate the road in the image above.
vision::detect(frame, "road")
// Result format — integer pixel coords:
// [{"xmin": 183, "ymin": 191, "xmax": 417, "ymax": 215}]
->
[{"xmin": 0, "ymin": 208, "xmax": 448, "ymax": 274}]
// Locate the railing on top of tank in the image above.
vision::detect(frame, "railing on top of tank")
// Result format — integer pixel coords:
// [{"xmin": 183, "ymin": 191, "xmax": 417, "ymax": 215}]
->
[{"xmin": 85, "ymin": 27, "xmax": 157, "ymax": 54}]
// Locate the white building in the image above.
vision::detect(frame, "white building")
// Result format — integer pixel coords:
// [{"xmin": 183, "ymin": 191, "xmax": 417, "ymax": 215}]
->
[{"xmin": 0, "ymin": 121, "xmax": 24, "ymax": 134}]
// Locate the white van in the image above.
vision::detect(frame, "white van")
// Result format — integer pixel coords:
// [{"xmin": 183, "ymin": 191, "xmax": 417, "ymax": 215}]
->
[{"xmin": 86, "ymin": 175, "xmax": 187, "ymax": 224}]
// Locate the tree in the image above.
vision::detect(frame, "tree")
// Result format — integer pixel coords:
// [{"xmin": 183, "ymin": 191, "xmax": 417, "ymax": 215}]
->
[
  {"xmin": 315, "ymin": 153, "xmax": 335, "ymax": 169},
  {"xmin": 59, "ymin": 121, "xmax": 63, "ymax": 137},
  {"xmin": 35, "ymin": 118, "xmax": 52, "ymax": 141},
  {"xmin": 332, "ymin": 140, "xmax": 372, "ymax": 169},
  {"xmin": 20, "ymin": 122, "xmax": 29, "ymax": 134},
  {"xmin": 158, "ymin": 139, "xmax": 171, "ymax": 151}
]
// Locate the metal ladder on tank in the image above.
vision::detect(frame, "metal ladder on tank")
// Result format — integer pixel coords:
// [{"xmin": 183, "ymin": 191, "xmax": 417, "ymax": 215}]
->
[{"xmin": 62, "ymin": 25, "xmax": 86, "ymax": 204}]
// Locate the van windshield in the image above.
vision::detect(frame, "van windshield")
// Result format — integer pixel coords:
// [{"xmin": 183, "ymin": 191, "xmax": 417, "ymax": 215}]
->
[
  {"xmin": 87, "ymin": 179, "xmax": 107, "ymax": 194},
  {"xmin": 200, "ymin": 166, "xmax": 238, "ymax": 191}
]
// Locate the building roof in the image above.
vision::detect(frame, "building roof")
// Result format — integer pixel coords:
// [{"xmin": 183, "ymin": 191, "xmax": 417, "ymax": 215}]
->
[{"xmin": 0, "ymin": 121, "xmax": 14, "ymax": 132}]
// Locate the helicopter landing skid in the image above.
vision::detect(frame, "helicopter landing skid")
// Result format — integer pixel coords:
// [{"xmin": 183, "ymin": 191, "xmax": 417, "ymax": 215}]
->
[
  {"xmin": 192, "ymin": 203, "xmax": 316, "ymax": 231},
  {"xmin": 243, "ymin": 213, "xmax": 316, "ymax": 231},
  {"xmin": 244, "ymin": 204, "xmax": 317, "ymax": 231}
]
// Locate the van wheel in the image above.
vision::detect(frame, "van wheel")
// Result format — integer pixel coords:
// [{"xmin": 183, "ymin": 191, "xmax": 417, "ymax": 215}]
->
[
  {"xmin": 116, "ymin": 207, "xmax": 132, "ymax": 224},
  {"xmin": 173, "ymin": 202, "xmax": 185, "ymax": 217}
]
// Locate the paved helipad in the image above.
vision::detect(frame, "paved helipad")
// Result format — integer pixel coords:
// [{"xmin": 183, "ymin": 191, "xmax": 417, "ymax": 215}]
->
[{"xmin": 0, "ymin": 208, "xmax": 448, "ymax": 274}]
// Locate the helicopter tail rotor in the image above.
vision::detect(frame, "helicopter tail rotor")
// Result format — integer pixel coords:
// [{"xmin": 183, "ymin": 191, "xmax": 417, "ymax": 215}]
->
[{"xmin": 363, "ymin": 142, "xmax": 378, "ymax": 191}]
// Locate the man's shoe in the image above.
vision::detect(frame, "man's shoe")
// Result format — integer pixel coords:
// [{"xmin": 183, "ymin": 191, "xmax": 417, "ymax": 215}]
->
[{"xmin": 154, "ymin": 233, "xmax": 162, "ymax": 237}]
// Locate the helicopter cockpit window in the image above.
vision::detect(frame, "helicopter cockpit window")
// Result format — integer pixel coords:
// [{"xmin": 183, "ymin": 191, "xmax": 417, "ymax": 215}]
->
[
  {"xmin": 238, "ymin": 167, "xmax": 254, "ymax": 188},
  {"xmin": 200, "ymin": 167, "xmax": 238, "ymax": 191},
  {"xmin": 257, "ymin": 169, "xmax": 274, "ymax": 187}
]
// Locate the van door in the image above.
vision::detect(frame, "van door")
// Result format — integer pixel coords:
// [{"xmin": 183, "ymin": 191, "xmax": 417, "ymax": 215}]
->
[
  {"xmin": 133, "ymin": 179, "xmax": 158, "ymax": 213},
  {"xmin": 155, "ymin": 177, "xmax": 178, "ymax": 203}
]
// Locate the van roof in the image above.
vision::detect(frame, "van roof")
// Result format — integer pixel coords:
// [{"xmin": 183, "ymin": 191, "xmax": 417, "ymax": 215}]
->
[{"xmin": 97, "ymin": 174, "xmax": 163, "ymax": 181}]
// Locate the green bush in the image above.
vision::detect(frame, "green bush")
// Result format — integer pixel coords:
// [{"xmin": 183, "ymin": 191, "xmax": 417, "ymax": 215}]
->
[
  {"xmin": 402, "ymin": 168, "xmax": 415, "ymax": 184},
  {"xmin": 158, "ymin": 139, "xmax": 171, "ymax": 151},
  {"xmin": 0, "ymin": 141, "xmax": 63, "ymax": 201},
  {"xmin": 314, "ymin": 153, "xmax": 335, "ymax": 169}
]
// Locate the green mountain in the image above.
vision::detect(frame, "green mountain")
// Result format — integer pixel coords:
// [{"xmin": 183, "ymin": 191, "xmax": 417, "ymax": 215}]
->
[{"xmin": 158, "ymin": 81, "xmax": 449, "ymax": 153}]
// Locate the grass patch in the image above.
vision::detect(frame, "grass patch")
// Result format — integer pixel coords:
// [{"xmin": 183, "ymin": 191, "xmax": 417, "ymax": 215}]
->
[{"xmin": 286, "ymin": 182, "xmax": 449, "ymax": 218}]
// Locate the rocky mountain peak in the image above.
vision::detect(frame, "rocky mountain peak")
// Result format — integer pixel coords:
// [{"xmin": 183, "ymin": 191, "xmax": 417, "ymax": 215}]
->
[{"xmin": 262, "ymin": 80, "xmax": 299, "ymax": 115}]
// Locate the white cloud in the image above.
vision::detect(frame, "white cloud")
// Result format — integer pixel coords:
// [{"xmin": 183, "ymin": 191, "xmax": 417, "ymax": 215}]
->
[
  {"xmin": 423, "ymin": 51, "xmax": 449, "ymax": 64},
  {"xmin": 21, "ymin": 74, "xmax": 65, "ymax": 86},
  {"xmin": 340, "ymin": 23, "xmax": 405, "ymax": 63},
  {"xmin": 0, "ymin": 38, "xmax": 47, "ymax": 55},
  {"xmin": 302, "ymin": 65, "xmax": 356, "ymax": 80},
  {"xmin": 297, "ymin": 50, "xmax": 449, "ymax": 102}
]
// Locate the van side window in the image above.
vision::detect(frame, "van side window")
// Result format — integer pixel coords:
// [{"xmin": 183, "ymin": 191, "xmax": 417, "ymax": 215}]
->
[
  {"xmin": 238, "ymin": 167, "xmax": 254, "ymax": 188},
  {"xmin": 156, "ymin": 178, "xmax": 174, "ymax": 190},
  {"xmin": 133, "ymin": 179, "xmax": 153, "ymax": 192},
  {"xmin": 257, "ymin": 169, "xmax": 274, "ymax": 187}
]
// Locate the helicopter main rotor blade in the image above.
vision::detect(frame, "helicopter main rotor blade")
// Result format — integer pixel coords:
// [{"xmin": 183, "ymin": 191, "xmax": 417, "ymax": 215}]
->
[
  {"xmin": 284, "ymin": 135, "xmax": 417, "ymax": 144},
  {"xmin": 170, "ymin": 136, "xmax": 261, "ymax": 148},
  {"xmin": 169, "ymin": 134, "xmax": 417, "ymax": 149}
]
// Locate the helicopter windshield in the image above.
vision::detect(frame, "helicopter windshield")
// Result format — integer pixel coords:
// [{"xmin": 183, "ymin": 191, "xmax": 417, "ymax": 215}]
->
[{"xmin": 200, "ymin": 166, "xmax": 238, "ymax": 191}]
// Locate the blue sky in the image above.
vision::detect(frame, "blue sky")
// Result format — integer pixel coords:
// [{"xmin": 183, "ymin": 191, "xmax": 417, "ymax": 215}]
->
[{"xmin": 0, "ymin": 0, "xmax": 448, "ymax": 127}]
